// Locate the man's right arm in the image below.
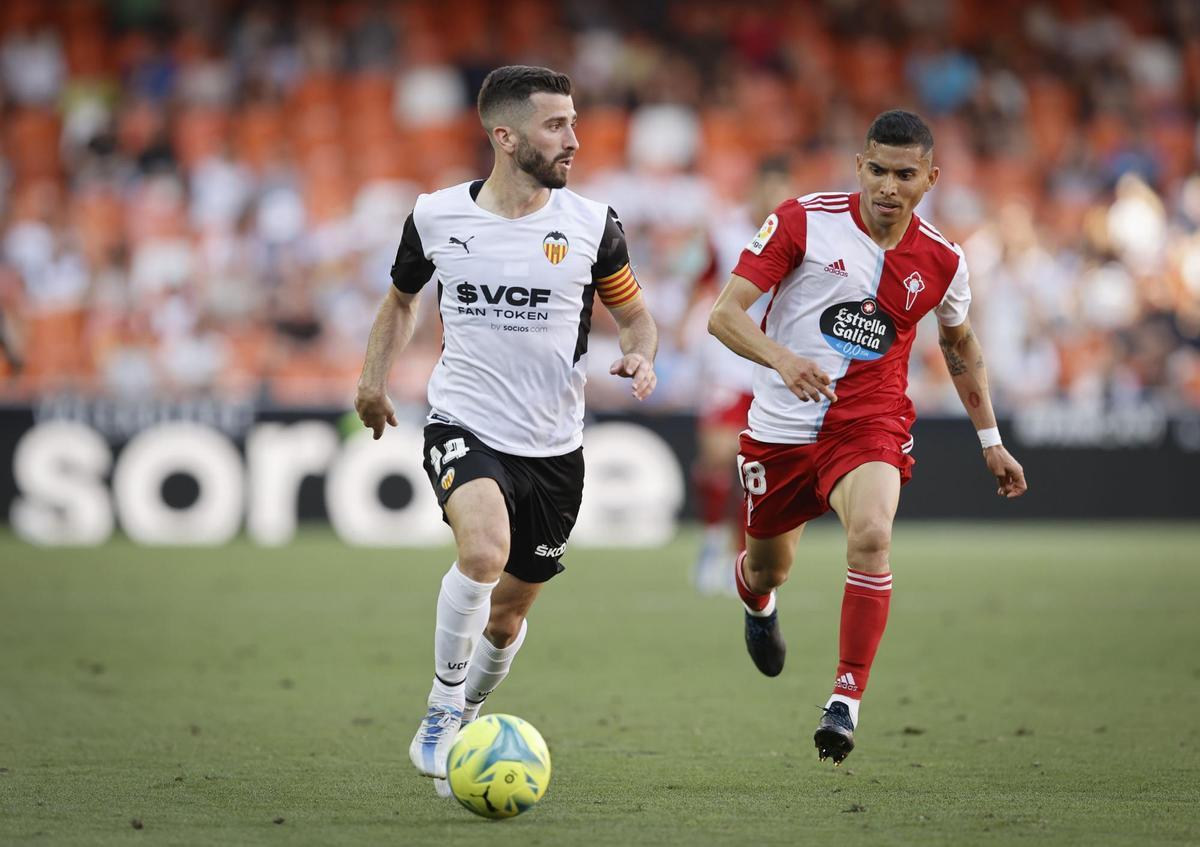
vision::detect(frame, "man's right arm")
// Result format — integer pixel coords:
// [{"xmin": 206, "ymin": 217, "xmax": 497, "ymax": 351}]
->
[
  {"xmin": 355, "ymin": 209, "xmax": 436, "ymax": 439},
  {"xmin": 355, "ymin": 287, "xmax": 420, "ymax": 439},
  {"xmin": 708, "ymin": 275, "xmax": 836, "ymax": 403}
]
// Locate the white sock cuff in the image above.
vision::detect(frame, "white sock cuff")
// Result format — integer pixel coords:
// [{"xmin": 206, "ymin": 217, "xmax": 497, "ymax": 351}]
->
[
  {"xmin": 442, "ymin": 562, "xmax": 498, "ymax": 609},
  {"xmin": 826, "ymin": 693, "xmax": 861, "ymax": 727},
  {"xmin": 743, "ymin": 591, "xmax": 776, "ymax": 617},
  {"xmin": 481, "ymin": 619, "xmax": 527, "ymax": 660}
]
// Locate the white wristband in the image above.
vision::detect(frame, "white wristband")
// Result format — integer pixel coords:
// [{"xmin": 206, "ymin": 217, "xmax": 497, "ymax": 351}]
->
[{"xmin": 977, "ymin": 427, "xmax": 1002, "ymax": 449}]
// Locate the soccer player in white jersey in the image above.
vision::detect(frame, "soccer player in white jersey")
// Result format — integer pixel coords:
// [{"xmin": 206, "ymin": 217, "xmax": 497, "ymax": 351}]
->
[
  {"xmin": 354, "ymin": 66, "xmax": 657, "ymax": 787},
  {"xmin": 708, "ymin": 110, "xmax": 1027, "ymax": 764}
]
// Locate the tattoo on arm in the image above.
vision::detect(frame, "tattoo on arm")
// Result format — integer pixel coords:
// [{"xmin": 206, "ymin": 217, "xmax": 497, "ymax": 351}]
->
[
  {"xmin": 939, "ymin": 336, "xmax": 968, "ymax": 376},
  {"xmin": 968, "ymin": 391, "xmax": 981, "ymax": 408}
]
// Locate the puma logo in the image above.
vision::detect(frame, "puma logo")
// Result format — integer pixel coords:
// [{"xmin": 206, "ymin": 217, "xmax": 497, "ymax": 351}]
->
[{"xmin": 449, "ymin": 235, "xmax": 475, "ymax": 254}]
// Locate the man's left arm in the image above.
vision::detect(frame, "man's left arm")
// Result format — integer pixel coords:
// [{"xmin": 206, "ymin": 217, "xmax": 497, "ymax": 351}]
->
[
  {"xmin": 592, "ymin": 206, "xmax": 657, "ymax": 401},
  {"xmin": 937, "ymin": 319, "xmax": 1028, "ymax": 498},
  {"xmin": 606, "ymin": 292, "xmax": 657, "ymax": 401}
]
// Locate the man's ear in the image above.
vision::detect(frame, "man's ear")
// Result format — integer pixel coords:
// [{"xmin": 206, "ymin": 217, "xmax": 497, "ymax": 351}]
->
[{"xmin": 492, "ymin": 124, "xmax": 518, "ymax": 154}]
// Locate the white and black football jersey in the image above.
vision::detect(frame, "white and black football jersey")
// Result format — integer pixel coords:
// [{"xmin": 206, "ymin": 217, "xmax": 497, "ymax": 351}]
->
[{"xmin": 391, "ymin": 180, "xmax": 638, "ymax": 457}]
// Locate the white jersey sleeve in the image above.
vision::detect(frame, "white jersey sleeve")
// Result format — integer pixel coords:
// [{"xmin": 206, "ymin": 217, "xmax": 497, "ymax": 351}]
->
[{"xmin": 934, "ymin": 245, "xmax": 971, "ymax": 327}]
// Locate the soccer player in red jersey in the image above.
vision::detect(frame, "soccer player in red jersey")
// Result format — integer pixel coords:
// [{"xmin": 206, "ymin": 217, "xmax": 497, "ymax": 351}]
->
[{"xmin": 707, "ymin": 110, "xmax": 1027, "ymax": 764}]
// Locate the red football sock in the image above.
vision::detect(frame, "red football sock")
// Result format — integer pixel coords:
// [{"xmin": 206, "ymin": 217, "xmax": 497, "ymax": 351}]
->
[
  {"xmin": 733, "ymin": 550, "xmax": 772, "ymax": 612},
  {"xmin": 694, "ymin": 466, "xmax": 732, "ymax": 526},
  {"xmin": 832, "ymin": 568, "xmax": 892, "ymax": 699}
]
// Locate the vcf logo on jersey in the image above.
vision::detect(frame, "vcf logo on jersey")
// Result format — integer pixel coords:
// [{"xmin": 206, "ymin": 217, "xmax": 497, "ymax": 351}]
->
[
  {"xmin": 543, "ymin": 231, "xmax": 569, "ymax": 265},
  {"xmin": 901, "ymin": 271, "xmax": 925, "ymax": 310}
]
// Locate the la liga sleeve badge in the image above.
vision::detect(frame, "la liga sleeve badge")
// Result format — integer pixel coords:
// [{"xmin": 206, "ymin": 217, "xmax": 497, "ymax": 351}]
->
[{"xmin": 746, "ymin": 213, "xmax": 778, "ymax": 255}]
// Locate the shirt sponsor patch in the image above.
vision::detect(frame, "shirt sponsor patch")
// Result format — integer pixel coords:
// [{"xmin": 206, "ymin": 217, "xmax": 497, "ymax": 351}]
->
[
  {"xmin": 746, "ymin": 213, "xmax": 778, "ymax": 255},
  {"xmin": 819, "ymin": 299, "xmax": 896, "ymax": 361}
]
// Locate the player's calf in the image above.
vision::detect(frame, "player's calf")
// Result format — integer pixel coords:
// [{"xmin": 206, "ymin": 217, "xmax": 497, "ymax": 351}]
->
[{"xmin": 734, "ymin": 551, "xmax": 786, "ymax": 676}]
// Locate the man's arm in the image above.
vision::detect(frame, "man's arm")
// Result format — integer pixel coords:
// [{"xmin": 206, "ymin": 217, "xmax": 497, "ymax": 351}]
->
[
  {"xmin": 937, "ymin": 319, "xmax": 1027, "ymax": 498},
  {"xmin": 708, "ymin": 274, "xmax": 837, "ymax": 403},
  {"xmin": 606, "ymin": 291, "xmax": 658, "ymax": 401},
  {"xmin": 355, "ymin": 287, "xmax": 420, "ymax": 439}
]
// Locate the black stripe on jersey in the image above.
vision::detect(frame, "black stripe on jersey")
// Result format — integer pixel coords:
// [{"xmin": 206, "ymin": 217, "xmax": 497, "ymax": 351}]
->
[
  {"xmin": 591, "ymin": 207, "xmax": 631, "ymax": 281},
  {"xmin": 391, "ymin": 213, "xmax": 437, "ymax": 293},
  {"xmin": 573, "ymin": 282, "xmax": 596, "ymax": 365}
]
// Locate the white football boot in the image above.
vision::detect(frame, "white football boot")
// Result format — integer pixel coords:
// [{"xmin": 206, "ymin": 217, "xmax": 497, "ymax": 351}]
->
[
  {"xmin": 433, "ymin": 712, "xmax": 474, "ymax": 796},
  {"xmin": 409, "ymin": 702, "xmax": 462, "ymax": 778}
]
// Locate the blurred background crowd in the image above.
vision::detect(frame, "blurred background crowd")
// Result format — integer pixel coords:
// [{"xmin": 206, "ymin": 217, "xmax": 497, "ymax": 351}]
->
[{"xmin": 1, "ymin": 0, "xmax": 1198, "ymax": 414}]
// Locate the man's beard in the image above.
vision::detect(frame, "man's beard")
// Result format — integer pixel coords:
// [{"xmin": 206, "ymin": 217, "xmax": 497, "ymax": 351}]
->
[{"xmin": 515, "ymin": 135, "xmax": 568, "ymax": 189}]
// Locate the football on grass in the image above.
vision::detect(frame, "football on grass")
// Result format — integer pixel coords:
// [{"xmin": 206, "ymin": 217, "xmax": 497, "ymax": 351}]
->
[{"xmin": 446, "ymin": 714, "xmax": 551, "ymax": 819}]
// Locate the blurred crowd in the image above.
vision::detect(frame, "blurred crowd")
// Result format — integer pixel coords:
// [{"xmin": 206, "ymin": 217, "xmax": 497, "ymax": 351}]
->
[{"xmin": 1, "ymin": 0, "xmax": 1198, "ymax": 414}]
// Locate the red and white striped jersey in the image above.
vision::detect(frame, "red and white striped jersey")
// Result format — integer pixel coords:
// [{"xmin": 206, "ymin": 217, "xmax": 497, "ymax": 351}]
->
[{"xmin": 732, "ymin": 192, "xmax": 971, "ymax": 444}]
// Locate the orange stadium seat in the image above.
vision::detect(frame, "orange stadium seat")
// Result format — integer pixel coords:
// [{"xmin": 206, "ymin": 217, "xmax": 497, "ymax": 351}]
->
[
  {"xmin": 72, "ymin": 188, "xmax": 125, "ymax": 265},
  {"xmin": 1027, "ymin": 77, "xmax": 1076, "ymax": 163},
  {"xmin": 576, "ymin": 106, "xmax": 627, "ymax": 173},
  {"xmin": 408, "ymin": 117, "xmax": 478, "ymax": 180},
  {"xmin": 1148, "ymin": 120, "xmax": 1196, "ymax": 187},
  {"xmin": 0, "ymin": 0, "xmax": 48, "ymax": 32},
  {"xmin": 21, "ymin": 309, "xmax": 91, "ymax": 390},
  {"xmin": 5, "ymin": 109, "xmax": 62, "ymax": 182},
  {"xmin": 62, "ymin": 26, "xmax": 110, "ymax": 77},
  {"xmin": 173, "ymin": 107, "xmax": 230, "ymax": 170},
  {"xmin": 233, "ymin": 104, "xmax": 286, "ymax": 172}
]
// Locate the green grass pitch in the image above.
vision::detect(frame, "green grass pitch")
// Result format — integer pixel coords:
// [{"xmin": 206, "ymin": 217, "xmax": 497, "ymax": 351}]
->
[{"xmin": 1, "ymin": 523, "xmax": 1198, "ymax": 846}]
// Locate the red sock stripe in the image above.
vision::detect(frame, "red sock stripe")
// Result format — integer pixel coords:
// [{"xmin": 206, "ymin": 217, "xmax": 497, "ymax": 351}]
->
[{"xmin": 733, "ymin": 551, "xmax": 771, "ymax": 611}]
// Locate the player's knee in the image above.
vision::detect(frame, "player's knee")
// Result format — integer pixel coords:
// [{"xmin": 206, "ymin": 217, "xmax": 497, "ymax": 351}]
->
[
  {"xmin": 745, "ymin": 553, "xmax": 789, "ymax": 592},
  {"xmin": 847, "ymin": 519, "xmax": 892, "ymax": 566},
  {"xmin": 457, "ymin": 538, "xmax": 509, "ymax": 581}
]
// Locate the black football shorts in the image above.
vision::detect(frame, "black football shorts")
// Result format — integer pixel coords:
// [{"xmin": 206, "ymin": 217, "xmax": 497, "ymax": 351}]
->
[{"xmin": 422, "ymin": 423, "xmax": 584, "ymax": 583}]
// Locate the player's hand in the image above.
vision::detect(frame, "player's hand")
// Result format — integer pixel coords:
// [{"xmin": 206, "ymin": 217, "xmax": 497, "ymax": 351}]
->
[
  {"xmin": 776, "ymin": 354, "xmax": 837, "ymax": 403},
  {"xmin": 609, "ymin": 353, "xmax": 657, "ymax": 401},
  {"xmin": 984, "ymin": 445, "xmax": 1027, "ymax": 498},
  {"xmin": 355, "ymin": 387, "xmax": 398, "ymax": 439}
]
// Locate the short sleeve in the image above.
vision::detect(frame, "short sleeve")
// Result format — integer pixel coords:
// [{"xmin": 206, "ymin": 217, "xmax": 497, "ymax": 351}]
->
[
  {"xmin": 593, "ymin": 207, "xmax": 641, "ymax": 308},
  {"xmin": 935, "ymin": 247, "xmax": 971, "ymax": 326},
  {"xmin": 390, "ymin": 212, "xmax": 436, "ymax": 294},
  {"xmin": 732, "ymin": 199, "xmax": 807, "ymax": 292}
]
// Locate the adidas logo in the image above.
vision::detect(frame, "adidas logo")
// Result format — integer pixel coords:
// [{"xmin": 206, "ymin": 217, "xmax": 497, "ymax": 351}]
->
[
  {"xmin": 835, "ymin": 672, "xmax": 859, "ymax": 692},
  {"xmin": 824, "ymin": 258, "xmax": 849, "ymax": 277}
]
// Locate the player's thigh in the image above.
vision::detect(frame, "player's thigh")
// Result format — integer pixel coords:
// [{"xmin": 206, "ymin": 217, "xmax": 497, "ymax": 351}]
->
[
  {"xmin": 505, "ymin": 448, "xmax": 584, "ymax": 584},
  {"xmin": 484, "ymin": 572, "xmax": 543, "ymax": 647},
  {"xmin": 444, "ymin": 478, "xmax": 511, "ymax": 581},
  {"xmin": 744, "ymin": 523, "xmax": 806, "ymax": 578},
  {"xmin": 827, "ymin": 461, "xmax": 901, "ymax": 545}
]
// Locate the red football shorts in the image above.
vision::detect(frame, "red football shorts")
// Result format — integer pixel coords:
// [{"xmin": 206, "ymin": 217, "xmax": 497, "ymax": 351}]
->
[{"xmin": 738, "ymin": 420, "xmax": 915, "ymax": 539}]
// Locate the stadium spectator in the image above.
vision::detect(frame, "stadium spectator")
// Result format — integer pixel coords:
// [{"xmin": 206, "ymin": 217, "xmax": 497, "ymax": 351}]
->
[{"xmin": 0, "ymin": 0, "xmax": 1195, "ymax": 415}]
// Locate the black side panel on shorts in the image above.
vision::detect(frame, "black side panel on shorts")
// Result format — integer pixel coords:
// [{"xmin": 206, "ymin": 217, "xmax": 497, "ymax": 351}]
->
[
  {"xmin": 390, "ymin": 213, "xmax": 436, "ymax": 293},
  {"xmin": 573, "ymin": 283, "xmax": 596, "ymax": 365}
]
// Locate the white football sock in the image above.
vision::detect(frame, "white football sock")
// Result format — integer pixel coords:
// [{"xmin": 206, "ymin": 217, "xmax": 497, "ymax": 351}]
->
[
  {"xmin": 825, "ymin": 693, "xmax": 860, "ymax": 727},
  {"xmin": 428, "ymin": 562, "xmax": 498, "ymax": 705},
  {"xmin": 462, "ymin": 619, "xmax": 528, "ymax": 722}
]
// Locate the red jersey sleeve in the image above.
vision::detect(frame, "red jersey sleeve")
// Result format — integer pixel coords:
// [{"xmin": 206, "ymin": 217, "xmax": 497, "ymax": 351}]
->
[{"xmin": 732, "ymin": 199, "xmax": 807, "ymax": 292}]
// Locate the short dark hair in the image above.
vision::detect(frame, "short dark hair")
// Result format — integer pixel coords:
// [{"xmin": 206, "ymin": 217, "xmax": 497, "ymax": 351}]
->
[
  {"xmin": 865, "ymin": 110, "xmax": 934, "ymax": 156},
  {"xmin": 477, "ymin": 65, "xmax": 572, "ymax": 128}
]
